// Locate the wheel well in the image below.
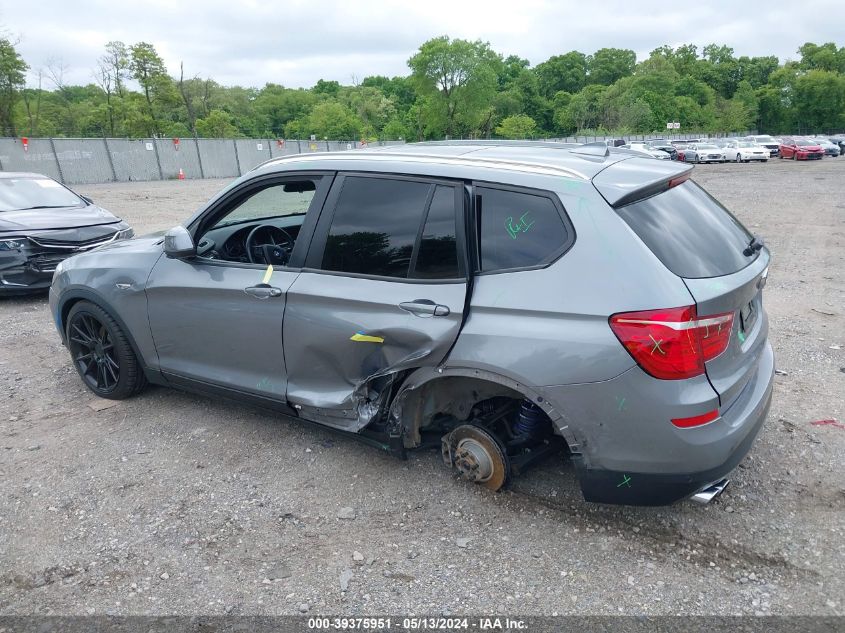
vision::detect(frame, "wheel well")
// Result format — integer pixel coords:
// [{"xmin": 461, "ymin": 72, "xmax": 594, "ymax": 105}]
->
[
  {"xmin": 58, "ymin": 294, "xmax": 150, "ymax": 374},
  {"xmin": 390, "ymin": 374, "xmax": 570, "ymax": 451},
  {"xmin": 59, "ymin": 297, "xmax": 83, "ymax": 336}
]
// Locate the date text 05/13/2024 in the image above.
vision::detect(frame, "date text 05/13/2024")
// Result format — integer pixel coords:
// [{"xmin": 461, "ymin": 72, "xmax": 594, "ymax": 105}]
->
[{"xmin": 307, "ymin": 617, "xmax": 528, "ymax": 630}]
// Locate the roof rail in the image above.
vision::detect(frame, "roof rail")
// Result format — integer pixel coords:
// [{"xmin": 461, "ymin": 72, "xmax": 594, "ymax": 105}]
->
[{"xmin": 411, "ymin": 139, "xmax": 581, "ymax": 149}]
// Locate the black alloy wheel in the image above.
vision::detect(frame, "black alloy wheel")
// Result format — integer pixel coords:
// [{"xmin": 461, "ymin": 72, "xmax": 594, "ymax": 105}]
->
[{"xmin": 66, "ymin": 301, "xmax": 146, "ymax": 399}]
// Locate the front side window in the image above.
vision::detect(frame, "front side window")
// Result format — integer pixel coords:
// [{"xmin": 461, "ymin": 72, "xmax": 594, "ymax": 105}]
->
[
  {"xmin": 476, "ymin": 186, "xmax": 571, "ymax": 273},
  {"xmin": 197, "ymin": 178, "xmax": 321, "ymax": 265},
  {"xmin": 320, "ymin": 176, "xmax": 459, "ymax": 279},
  {"xmin": 210, "ymin": 180, "xmax": 317, "ymax": 230}
]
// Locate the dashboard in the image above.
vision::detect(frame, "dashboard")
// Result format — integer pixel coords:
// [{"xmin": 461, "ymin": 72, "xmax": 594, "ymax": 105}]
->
[{"xmin": 198, "ymin": 215, "xmax": 304, "ymax": 263}]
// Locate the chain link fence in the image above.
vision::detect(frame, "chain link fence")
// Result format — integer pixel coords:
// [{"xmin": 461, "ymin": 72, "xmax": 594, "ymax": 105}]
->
[
  {"xmin": 0, "ymin": 138, "xmax": 405, "ymax": 185},
  {"xmin": 0, "ymin": 134, "xmax": 750, "ymax": 186}
]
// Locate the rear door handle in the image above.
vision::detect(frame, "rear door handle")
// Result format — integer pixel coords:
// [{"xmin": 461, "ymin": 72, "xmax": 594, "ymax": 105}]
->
[
  {"xmin": 244, "ymin": 284, "xmax": 282, "ymax": 299},
  {"xmin": 399, "ymin": 300, "xmax": 450, "ymax": 317}
]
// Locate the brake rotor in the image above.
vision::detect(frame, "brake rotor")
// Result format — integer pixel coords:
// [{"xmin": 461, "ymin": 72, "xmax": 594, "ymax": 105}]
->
[{"xmin": 441, "ymin": 425, "xmax": 510, "ymax": 491}]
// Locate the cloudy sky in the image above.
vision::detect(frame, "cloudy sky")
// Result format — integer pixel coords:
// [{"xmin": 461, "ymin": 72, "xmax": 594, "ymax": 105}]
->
[{"xmin": 4, "ymin": 0, "xmax": 844, "ymax": 89}]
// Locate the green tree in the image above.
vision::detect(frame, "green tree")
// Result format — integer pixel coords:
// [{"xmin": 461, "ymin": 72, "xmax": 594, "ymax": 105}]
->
[
  {"xmin": 129, "ymin": 42, "xmax": 172, "ymax": 131},
  {"xmin": 288, "ymin": 101, "xmax": 362, "ymax": 140},
  {"xmin": 793, "ymin": 69, "xmax": 845, "ymax": 132},
  {"xmin": 253, "ymin": 84, "xmax": 316, "ymax": 136},
  {"xmin": 495, "ymin": 113, "xmax": 537, "ymax": 138},
  {"xmin": 498, "ymin": 54, "xmax": 530, "ymax": 90},
  {"xmin": 195, "ymin": 109, "xmax": 239, "ymax": 137},
  {"xmin": 381, "ymin": 116, "xmax": 408, "ymax": 140},
  {"xmin": 563, "ymin": 84, "xmax": 607, "ymax": 130},
  {"xmin": 0, "ymin": 38, "xmax": 28, "ymax": 136},
  {"xmin": 408, "ymin": 36, "xmax": 501, "ymax": 137},
  {"xmin": 798, "ymin": 42, "xmax": 845, "ymax": 73},
  {"xmin": 313, "ymin": 79, "xmax": 341, "ymax": 97},
  {"xmin": 536, "ymin": 51, "xmax": 587, "ymax": 98},
  {"xmin": 587, "ymin": 48, "xmax": 636, "ymax": 86}
]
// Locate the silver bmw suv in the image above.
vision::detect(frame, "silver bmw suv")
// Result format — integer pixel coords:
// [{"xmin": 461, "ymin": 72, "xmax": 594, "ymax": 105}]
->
[{"xmin": 49, "ymin": 142, "xmax": 774, "ymax": 506}]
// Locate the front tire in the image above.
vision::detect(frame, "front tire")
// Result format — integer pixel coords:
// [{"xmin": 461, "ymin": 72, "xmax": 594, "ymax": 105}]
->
[{"xmin": 66, "ymin": 301, "xmax": 147, "ymax": 399}]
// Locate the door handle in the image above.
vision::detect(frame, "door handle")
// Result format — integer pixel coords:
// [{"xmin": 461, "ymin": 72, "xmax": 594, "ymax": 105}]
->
[
  {"xmin": 399, "ymin": 300, "xmax": 450, "ymax": 317},
  {"xmin": 244, "ymin": 284, "xmax": 282, "ymax": 299}
]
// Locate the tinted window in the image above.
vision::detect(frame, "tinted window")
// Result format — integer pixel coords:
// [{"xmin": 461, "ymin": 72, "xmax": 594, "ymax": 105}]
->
[
  {"xmin": 615, "ymin": 181, "xmax": 755, "ymax": 279},
  {"xmin": 321, "ymin": 177, "xmax": 431, "ymax": 278},
  {"xmin": 478, "ymin": 187, "xmax": 569, "ymax": 272},
  {"xmin": 413, "ymin": 185, "xmax": 459, "ymax": 279}
]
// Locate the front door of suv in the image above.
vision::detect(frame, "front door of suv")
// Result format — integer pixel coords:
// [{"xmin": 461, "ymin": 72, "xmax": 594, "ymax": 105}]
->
[
  {"xmin": 283, "ymin": 173, "xmax": 468, "ymax": 430},
  {"xmin": 145, "ymin": 173, "xmax": 331, "ymax": 401}
]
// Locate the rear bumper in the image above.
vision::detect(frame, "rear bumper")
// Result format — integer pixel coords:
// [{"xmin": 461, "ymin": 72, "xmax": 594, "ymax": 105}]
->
[
  {"xmin": 575, "ymin": 377, "xmax": 770, "ymax": 505},
  {"xmin": 541, "ymin": 340, "xmax": 774, "ymax": 506}
]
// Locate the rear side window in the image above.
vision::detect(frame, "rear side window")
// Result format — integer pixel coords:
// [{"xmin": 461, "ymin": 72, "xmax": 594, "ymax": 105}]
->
[
  {"xmin": 321, "ymin": 177, "xmax": 429, "ymax": 278},
  {"xmin": 319, "ymin": 176, "xmax": 460, "ymax": 280},
  {"xmin": 412, "ymin": 185, "xmax": 459, "ymax": 279},
  {"xmin": 615, "ymin": 181, "xmax": 754, "ymax": 279},
  {"xmin": 477, "ymin": 186, "xmax": 571, "ymax": 272}
]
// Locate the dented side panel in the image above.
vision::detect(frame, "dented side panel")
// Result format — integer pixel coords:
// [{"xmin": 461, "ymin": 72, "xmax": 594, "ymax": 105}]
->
[{"xmin": 282, "ymin": 272, "xmax": 467, "ymax": 431}]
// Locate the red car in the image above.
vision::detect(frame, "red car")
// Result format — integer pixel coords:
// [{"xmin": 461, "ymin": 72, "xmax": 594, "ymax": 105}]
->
[{"xmin": 779, "ymin": 138, "xmax": 825, "ymax": 160}]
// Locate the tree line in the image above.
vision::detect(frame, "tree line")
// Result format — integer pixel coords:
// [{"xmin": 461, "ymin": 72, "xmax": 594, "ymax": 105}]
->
[{"xmin": 1, "ymin": 36, "xmax": 844, "ymax": 140}]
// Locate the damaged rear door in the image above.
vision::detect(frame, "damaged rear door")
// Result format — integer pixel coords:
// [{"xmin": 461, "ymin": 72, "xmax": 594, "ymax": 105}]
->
[{"xmin": 283, "ymin": 174, "xmax": 468, "ymax": 431}]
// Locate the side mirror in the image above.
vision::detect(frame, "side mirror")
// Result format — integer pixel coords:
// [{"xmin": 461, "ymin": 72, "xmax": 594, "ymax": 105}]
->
[{"xmin": 164, "ymin": 225, "xmax": 196, "ymax": 259}]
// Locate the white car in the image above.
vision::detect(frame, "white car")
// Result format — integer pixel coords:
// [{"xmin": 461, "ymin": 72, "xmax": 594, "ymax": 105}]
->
[
  {"xmin": 686, "ymin": 143, "xmax": 727, "ymax": 163},
  {"xmin": 621, "ymin": 143, "xmax": 671, "ymax": 159},
  {"xmin": 724, "ymin": 140, "xmax": 769, "ymax": 163},
  {"xmin": 745, "ymin": 135, "xmax": 780, "ymax": 157}
]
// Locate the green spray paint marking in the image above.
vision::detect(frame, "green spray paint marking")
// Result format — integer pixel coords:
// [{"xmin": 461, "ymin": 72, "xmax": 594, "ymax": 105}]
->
[
  {"xmin": 616, "ymin": 397, "xmax": 627, "ymax": 412},
  {"xmin": 617, "ymin": 474, "xmax": 632, "ymax": 488},
  {"xmin": 505, "ymin": 212, "xmax": 536, "ymax": 239},
  {"xmin": 738, "ymin": 330, "xmax": 746, "ymax": 344}
]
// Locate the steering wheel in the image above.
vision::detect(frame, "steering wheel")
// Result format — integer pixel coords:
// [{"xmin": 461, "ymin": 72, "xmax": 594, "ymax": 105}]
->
[{"xmin": 245, "ymin": 224, "xmax": 295, "ymax": 265}]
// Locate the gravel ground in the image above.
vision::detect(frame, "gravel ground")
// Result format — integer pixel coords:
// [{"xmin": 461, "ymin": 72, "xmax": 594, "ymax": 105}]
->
[{"xmin": 1, "ymin": 159, "xmax": 843, "ymax": 616}]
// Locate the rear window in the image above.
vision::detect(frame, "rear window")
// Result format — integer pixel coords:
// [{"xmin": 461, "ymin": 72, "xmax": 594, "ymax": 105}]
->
[{"xmin": 615, "ymin": 181, "xmax": 755, "ymax": 279}]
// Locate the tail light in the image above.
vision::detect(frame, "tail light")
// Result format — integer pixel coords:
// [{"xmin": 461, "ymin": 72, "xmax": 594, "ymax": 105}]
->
[{"xmin": 609, "ymin": 306, "xmax": 734, "ymax": 380}]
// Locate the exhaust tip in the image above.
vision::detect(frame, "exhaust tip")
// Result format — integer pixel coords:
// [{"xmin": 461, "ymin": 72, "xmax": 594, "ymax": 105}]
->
[{"xmin": 690, "ymin": 478, "xmax": 730, "ymax": 504}]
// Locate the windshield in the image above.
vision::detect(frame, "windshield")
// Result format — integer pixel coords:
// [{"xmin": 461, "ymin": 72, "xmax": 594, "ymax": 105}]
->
[
  {"xmin": 738, "ymin": 141, "xmax": 757, "ymax": 148},
  {"xmin": 795, "ymin": 140, "xmax": 816, "ymax": 147},
  {"xmin": 754, "ymin": 136, "xmax": 775, "ymax": 143},
  {"xmin": 0, "ymin": 177, "xmax": 83, "ymax": 212},
  {"xmin": 697, "ymin": 144, "xmax": 718, "ymax": 149}
]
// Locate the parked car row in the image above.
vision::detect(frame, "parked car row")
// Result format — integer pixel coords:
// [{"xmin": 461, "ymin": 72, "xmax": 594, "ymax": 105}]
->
[{"xmin": 617, "ymin": 134, "xmax": 843, "ymax": 163}]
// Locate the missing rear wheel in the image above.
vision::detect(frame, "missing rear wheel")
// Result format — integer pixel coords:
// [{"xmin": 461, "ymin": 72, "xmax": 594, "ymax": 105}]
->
[{"xmin": 441, "ymin": 425, "xmax": 510, "ymax": 491}]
